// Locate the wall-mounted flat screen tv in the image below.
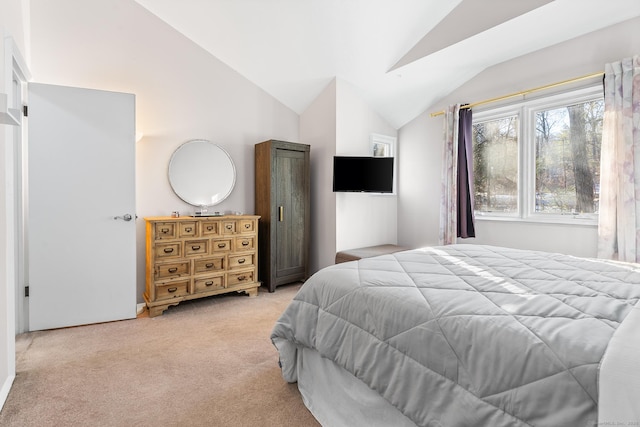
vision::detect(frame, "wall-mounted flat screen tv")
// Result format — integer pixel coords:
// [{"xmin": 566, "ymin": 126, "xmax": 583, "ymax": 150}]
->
[{"xmin": 333, "ymin": 156, "xmax": 394, "ymax": 193}]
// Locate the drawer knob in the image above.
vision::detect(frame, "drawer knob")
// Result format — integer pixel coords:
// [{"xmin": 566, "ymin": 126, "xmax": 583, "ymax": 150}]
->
[
  {"xmin": 161, "ymin": 228, "xmax": 169, "ymax": 234},
  {"xmin": 237, "ymin": 275, "xmax": 246, "ymax": 281},
  {"xmin": 205, "ymin": 263, "xmax": 214, "ymax": 268},
  {"xmin": 191, "ymin": 245, "xmax": 201, "ymax": 250},
  {"xmin": 218, "ymin": 243, "xmax": 226, "ymax": 248},
  {"xmin": 244, "ymin": 224, "xmax": 250, "ymax": 229},
  {"xmin": 164, "ymin": 248, "xmax": 174, "ymax": 254},
  {"xmin": 205, "ymin": 281, "xmax": 214, "ymax": 287},
  {"xmin": 238, "ymin": 258, "xmax": 245, "ymax": 264},
  {"xmin": 242, "ymin": 240, "xmax": 249, "ymax": 246},
  {"xmin": 207, "ymin": 226, "xmax": 214, "ymax": 231},
  {"xmin": 185, "ymin": 227, "xmax": 192, "ymax": 232},
  {"xmin": 168, "ymin": 267, "xmax": 178, "ymax": 273},
  {"xmin": 168, "ymin": 287, "xmax": 178, "ymax": 293},
  {"xmin": 226, "ymin": 225, "xmax": 232, "ymax": 230}
]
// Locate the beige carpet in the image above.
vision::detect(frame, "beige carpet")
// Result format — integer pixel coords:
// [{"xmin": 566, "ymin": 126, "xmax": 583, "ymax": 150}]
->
[{"xmin": 0, "ymin": 283, "xmax": 320, "ymax": 427}]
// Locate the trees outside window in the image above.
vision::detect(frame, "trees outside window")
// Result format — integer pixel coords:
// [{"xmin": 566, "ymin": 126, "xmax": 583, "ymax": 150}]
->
[
  {"xmin": 534, "ymin": 100, "xmax": 602, "ymax": 214},
  {"xmin": 471, "ymin": 86, "xmax": 603, "ymax": 223},
  {"xmin": 473, "ymin": 115, "xmax": 519, "ymax": 214}
]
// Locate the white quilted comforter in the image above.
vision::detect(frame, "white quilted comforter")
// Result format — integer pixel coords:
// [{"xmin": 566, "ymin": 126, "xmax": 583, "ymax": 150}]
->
[{"xmin": 271, "ymin": 245, "xmax": 640, "ymax": 426}]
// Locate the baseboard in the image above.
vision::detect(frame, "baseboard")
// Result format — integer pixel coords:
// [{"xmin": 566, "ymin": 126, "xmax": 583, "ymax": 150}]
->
[{"xmin": 0, "ymin": 374, "xmax": 15, "ymax": 411}]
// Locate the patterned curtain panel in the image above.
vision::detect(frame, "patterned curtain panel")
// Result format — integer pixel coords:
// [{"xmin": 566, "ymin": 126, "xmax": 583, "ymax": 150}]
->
[
  {"xmin": 597, "ymin": 55, "xmax": 640, "ymax": 262},
  {"xmin": 439, "ymin": 105, "xmax": 460, "ymax": 245}
]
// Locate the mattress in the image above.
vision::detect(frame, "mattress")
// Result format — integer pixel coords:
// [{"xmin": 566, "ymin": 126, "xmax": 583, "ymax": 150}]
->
[{"xmin": 271, "ymin": 244, "xmax": 640, "ymax": 426}]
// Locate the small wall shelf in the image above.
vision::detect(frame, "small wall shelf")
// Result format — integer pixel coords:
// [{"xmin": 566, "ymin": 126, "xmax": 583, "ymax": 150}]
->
[{"xmin": 0, "ymin": 93, "xmax": 20, "ymax": 126}]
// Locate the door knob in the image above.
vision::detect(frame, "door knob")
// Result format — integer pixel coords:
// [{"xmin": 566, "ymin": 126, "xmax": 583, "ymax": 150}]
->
[{"xmin": 114, "ymin": 214, "xmax": 133, "ymax": 221}]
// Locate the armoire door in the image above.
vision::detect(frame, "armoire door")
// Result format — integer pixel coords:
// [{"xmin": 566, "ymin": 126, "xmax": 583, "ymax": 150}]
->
[
  {"xmin": 275, "ymin": 148, "xmax": 307, "ymax": 280},
  {"xmin": 27, "ymin": 83, "xmax": 137, "ymax": 331},
  {"xmin": 255, "ymin": 140, "xmax": 310, "ymax": 292}
]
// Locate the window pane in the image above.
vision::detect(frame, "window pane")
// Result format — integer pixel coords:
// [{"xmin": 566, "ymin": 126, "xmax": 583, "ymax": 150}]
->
[
  {"xmin": 535, "ymin": 100, "xmax": 603, "ymax": 214},
  {"xmin": 473, "ymin": 116, "xmax": 519, "ymax": 213}
]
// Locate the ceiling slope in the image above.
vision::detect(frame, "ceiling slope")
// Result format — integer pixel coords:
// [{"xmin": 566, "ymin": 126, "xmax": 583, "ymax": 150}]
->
[
  {"xmin": 389, "ymin": 0, "xmax": 554, "ymax": 71},
  {"xmin": 134, "ymin": 0, "xmax": 640, "ymax": 128}
]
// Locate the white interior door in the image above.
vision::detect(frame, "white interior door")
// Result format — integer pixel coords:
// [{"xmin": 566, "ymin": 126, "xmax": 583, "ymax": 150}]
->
[{"xmin": 27, "ymin": 83, "xmax": 136, "ymax": 331}]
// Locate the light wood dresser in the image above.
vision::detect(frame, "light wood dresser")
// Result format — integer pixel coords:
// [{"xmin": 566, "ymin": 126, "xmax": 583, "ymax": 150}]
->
[{"xmin": 144, "ymin": 215, "xmax": 260, "ymax": 317}]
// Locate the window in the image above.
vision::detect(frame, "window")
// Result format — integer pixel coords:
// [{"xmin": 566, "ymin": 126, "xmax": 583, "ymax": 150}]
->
[
  {"xmin": 371, "ymin": 133, "xmax": 396, "ymax": 157},
  {"xmin": 473, "ymin": 115, "xmax": 519, "ymax": 214},
  {"xmin": 472, "ymin": 86, "xmax": 603, "ymax": 223},
  {"xmin": 370, "ymin": 133, "xmax": 397, "ymax": 194}
]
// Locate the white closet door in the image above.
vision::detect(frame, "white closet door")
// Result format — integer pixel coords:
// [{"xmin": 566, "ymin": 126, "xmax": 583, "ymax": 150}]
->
[{"xmin": 27, "ymin": 83, "xmax": 137, "ymax": 331}]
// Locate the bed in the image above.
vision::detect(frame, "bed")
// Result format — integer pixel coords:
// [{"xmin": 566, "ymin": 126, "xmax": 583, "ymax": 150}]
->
[{"xmin": 271, "ymin": 244, "xmax": 640, "ymax": 426}]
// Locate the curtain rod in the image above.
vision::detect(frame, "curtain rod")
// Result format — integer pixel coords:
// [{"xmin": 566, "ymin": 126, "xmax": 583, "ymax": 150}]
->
[{"xmin": 429, "ymin": 71, "xmax": 604, "ymax": 117}]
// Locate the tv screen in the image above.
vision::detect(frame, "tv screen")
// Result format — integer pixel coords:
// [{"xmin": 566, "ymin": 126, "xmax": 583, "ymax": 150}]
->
[{"xmin": 333, "ymin": 156, "xmax": 394, "ymax": 193}]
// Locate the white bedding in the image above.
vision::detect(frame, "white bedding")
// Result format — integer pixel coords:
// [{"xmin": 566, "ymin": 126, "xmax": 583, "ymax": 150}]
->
[
  {"xmin": 272, "ymin": 245, "xmax": 640, "ymax": 426},
  {"xmin": 599, "ymin": 298, "xmax": 640, "ymax": 424}
]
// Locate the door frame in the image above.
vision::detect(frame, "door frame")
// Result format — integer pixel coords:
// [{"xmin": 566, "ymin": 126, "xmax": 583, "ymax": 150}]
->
[
  {"xmin": 11, "ymin": 45, "xmax": 29, "ymax": 335},
  {"xmin": 1, "ymin": 35, "xmax": 30, "ymax": 408},
  {"xmin": 5, "ymin": 36, "xmax": 30, "ymax": 334}
]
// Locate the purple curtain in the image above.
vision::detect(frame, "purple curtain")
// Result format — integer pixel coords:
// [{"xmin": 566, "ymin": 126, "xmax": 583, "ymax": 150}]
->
[{"xmin": 457, "ymin": 108, "xmax": 475, "ymax": 238}]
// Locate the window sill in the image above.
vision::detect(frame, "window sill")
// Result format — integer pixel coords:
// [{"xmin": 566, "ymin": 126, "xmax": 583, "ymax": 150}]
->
[{"xmin": 475, "ymin": 215, "xmax": 597, "ymax": 227}]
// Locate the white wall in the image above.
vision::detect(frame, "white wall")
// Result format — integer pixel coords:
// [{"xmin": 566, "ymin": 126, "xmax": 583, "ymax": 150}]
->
[
  {"xmin": 335, "ymin": 79, "xmax": 398, "ymax": 252},
  {"xmin": 28, "ymin": 0, "xmax": 299, "ymax": 302},
  {"xmin": 398, "ymin": 111, "xmax": 440, "ymax": 248},
  {"xmin": 25, "ymin": 0, "xmax": 400, "ymax": 308},
  {"xmin": 0, "ymin": 33, "xmax": 12, "ymax": 412},
  {"xmin": 0, "ymin": 0, "xmax": 29, "ymax": 410},
  {"xmin": 300, "ymin": 79, "xmax": 337, "ymax": 273},
  {"xmin": 398, "ymin": 17, "xmax": 640, "ymax": 256},
  {"xmin": 300, "ymin": 78, "xmax": 398, "ymax": 273}
]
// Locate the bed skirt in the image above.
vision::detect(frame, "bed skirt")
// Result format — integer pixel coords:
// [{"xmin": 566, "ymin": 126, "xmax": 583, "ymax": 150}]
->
[{"xmin": 292, "ymin": 345, "xmax": 417, "ymax": 427}]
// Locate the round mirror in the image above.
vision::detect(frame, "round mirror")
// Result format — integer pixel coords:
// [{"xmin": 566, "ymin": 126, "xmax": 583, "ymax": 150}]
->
[{"xmin": 168, "ymin": 139, "xmax": 236, "ymax": 206}]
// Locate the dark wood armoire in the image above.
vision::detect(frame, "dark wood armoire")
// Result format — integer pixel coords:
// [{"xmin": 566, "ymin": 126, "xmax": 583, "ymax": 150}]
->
[{"xmin": 255, "ymin": 140, "xmax": 310, "ymax": 292}]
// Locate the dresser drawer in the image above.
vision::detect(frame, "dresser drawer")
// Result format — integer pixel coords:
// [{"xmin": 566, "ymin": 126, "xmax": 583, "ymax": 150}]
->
[
  {"xmin": 155, "ymin": 242, "xmax": 181, "ymax": 259},
  {"xmin": 155, "ymin": 280, "xmax": 189, "ymax": 301},
  {"xmin": 212, "ymin": 238, "xmax": 232, "ymax": 253},
  {"xmin": 194, "ymin": 256, "xmax": 225, "ymax": 274},
  {"xmin": 154, "ymin": 222, "xmax": 177, "ymax": 240},
  {"xmin": 201, "ymin": 220, "xmax": 220, "ymax": 236},
  {"xmin": 238, "ymin": 219, "xmax": 255, "ymax": 233},
  {"xmin": 155, "ymin": 261, "xmax": 190, "ymax": 279},
  {"xmin": 178, "ymin": 221, "xmax": 198, "ymax": 237},
  {"xmin": 221, "ymin": 220, "xmax": 237, "ymax": 234},
  {"xmin": 145, "ymin": 215, "xmax": 260, "ymax": 317},
  {"xmin": 228, "ymin": 253, "xmax": 255, "ymax": 269},
  {"xmin": 234, "ymin": 236, "xmax": 255, "ymax": 251},
  {"xmin": 227, "ymin": 269, "xmax": 255, "ymax": 286},
  {"xmin": 194, "ymin": 274, "xmax": 225, "ymax": 293},
  {"xmin": 184, "ymin": 239, "xmax": 208, "ymax": 256}
]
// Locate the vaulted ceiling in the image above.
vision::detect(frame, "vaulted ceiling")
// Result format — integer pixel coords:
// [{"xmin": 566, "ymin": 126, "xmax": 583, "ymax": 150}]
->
[{"xmin": 134, "ymin": 0, "xmax": 640, "ymax": 128}]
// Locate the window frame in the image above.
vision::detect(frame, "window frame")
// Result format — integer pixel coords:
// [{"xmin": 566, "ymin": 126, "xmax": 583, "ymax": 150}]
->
[
  {"xmin": 370, "ymin": 133, "xmax": 397, "ymax": 195},
  {"xmin": 472, "ymin": 85, "xmax": 603, "ymax": 226},
  {"xmin": 472, "ymin": 107, "xmax": 522, "ymax": 219}
]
